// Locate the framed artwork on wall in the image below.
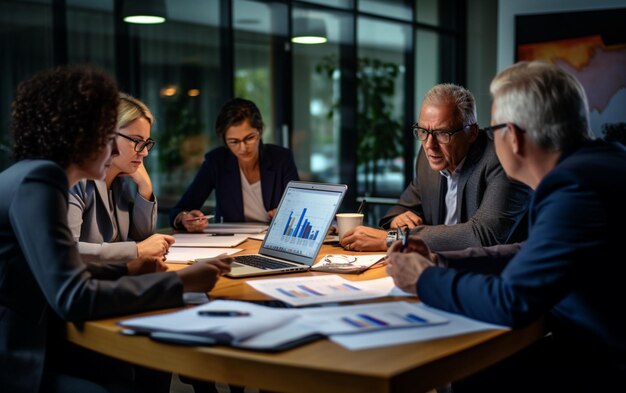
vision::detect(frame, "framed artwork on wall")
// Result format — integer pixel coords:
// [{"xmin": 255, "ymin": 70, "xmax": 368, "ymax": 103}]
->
[{"xmin": 515, "ymin": 8, "xmax": 626, "ymax": 140}]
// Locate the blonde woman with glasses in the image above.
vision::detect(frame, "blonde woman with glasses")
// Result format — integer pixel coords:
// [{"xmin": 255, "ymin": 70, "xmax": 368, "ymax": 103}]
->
[
  {"xmin": 170, "ymin": 97, "xmax": 299, "ymax": 232},
  {"xmin": 68, "ymin": 93, "xmax": 175, "ymax": 262}
]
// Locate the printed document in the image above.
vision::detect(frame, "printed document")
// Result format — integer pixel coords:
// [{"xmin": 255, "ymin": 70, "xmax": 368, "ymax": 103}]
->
[
  {"xmin": 166, "ymin": 247, "xmax": 242, "ymax": 264},
  {"xmin": 246, "ymin": 275, "xmax": 413, "ymax": 306}
]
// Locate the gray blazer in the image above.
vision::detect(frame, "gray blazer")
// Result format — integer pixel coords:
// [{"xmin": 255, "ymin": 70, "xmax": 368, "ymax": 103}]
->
[
  {"xmin": 0, "ymin": 160, "xmax": 182, "ymax": 393},
  {"xmin": 380, "ymin": 132, "xmax": 530, "ymax": 251},
  {"xmin": 68, "ymin": 177, "xmax": 157, "ymax": 261}
]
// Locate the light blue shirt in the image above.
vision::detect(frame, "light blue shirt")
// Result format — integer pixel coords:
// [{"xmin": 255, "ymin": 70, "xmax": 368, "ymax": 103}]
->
[{"xmin": 440, "ymin": 159, "xmax": 466, "ymax": 225}]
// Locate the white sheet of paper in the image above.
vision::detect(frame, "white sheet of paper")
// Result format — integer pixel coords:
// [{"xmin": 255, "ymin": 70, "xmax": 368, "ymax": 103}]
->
[
  {"xmin": 329, "ymin": 303, "xmax": 509, "ymax": 350},
  {"xmin": 296, "ymin": 301, "xmax": 448, "ymax": 334},
  {"xmin": 311, "ymin": 254, "xmax": 386, "ymax": 272},
  {"xmin": 237, "ymin": 301, "xmax": 446, "ymax": 350},
  {"xmin": 247, "ymin": 275, "xmax": 412, "ymax": 306},
  {"xmin": 172, "ymin": 233, "xmax": 248, "ymax": 247},
  {"xmin": 203, "ymin": 223, "xmax": 268, "ymax": 234},
  {"xmin": 246, "ymin": 233, "xmax": 266, "ymax": 241},
  {"xmin": 166, "ymin": 247, "xmax": 242, "ymax": 264},
  {"xmin": 119, "ymin": 300, "xmax": 299, "ymax": 340}
]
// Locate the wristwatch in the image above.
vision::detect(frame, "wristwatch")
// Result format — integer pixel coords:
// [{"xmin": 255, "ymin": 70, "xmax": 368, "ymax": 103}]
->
[{"xmin": 386, "ymin": 230, "xmax": 398, "ymax": 247}]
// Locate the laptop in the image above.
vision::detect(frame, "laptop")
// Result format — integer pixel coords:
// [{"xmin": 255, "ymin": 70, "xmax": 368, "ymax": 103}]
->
[{"xmin": 227, "ymin": 181, "xmax": 347, "ymax": 278}]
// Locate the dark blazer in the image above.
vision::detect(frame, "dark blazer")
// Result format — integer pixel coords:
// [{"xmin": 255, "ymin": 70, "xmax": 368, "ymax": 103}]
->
[
  {"xmin": 380, "ymin": 132, "xmax": 530, "ymax": 251},
  {"xmin": 0, "ymin": 160, "xmax": 183, "ymax": 393},
  {"xmin": 419, "ymin": 140, "xmax": 626, "ymax": 365},
  {"xmin": 170, "ymin": 143, "xmax": 299, "ymax": 225}
]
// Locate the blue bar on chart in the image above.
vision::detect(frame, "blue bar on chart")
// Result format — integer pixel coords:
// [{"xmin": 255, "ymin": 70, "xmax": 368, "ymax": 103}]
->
[{"xmin": 282, "ymin": 209, "xmax": 320, "ymax": 240}]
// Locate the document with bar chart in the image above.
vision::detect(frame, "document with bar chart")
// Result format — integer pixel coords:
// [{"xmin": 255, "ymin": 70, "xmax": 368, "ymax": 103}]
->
[{"xmin": 247, "ymin": 275, "xmax": 396, "ymax": 306}]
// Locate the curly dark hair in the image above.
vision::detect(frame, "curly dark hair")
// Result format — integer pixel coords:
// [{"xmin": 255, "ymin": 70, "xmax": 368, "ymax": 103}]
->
[
  {"xmin": 11, "ymin": 64, "xmax": 119, "ymax": 168},
  {"xmin": 215, "ymin": 98, "xmax": 264, "ymax": 142}
]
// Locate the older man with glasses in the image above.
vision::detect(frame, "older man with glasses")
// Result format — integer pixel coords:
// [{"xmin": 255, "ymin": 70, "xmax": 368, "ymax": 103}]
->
[
  {"xmin": 386, "ymin": 60, "xmax": 626, "ymax": 393},
  {"xmin": 341, "ymin": 83, "xmax": 530, "ymax": 252}
]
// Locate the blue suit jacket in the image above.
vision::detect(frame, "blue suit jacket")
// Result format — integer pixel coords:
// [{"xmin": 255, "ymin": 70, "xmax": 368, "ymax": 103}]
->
[
  {"xmin": 170, "ymin": 143, "xmax": 299, "ymax": 224},
  {"xmin": 419, "ymin": 140, "xmax": 626, "ymax": 361}
]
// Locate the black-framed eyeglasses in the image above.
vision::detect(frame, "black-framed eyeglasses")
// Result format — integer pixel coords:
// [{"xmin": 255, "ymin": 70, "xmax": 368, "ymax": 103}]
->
[
  {"xmin": 412, "ymin": 124, "xmax": 472, "ymax": 144},
  {"xmin": 226, "ymin": 132, "xmax": 261, "ymax": 148},
  {"xmin": 116, "ymin": 133, "xmax": 155, "ymax": 152},
  {"xmin": 481, "ymin": 123, "xmax": 508, "ymax": 140}
]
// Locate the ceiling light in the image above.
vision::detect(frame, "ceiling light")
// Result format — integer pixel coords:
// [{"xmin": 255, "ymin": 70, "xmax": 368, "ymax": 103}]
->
[
  {"xmin": 123, "ymin": 0, "xmax": 167, "ymax": 25},
  {"xmin": 292, "ymin": 17, "xmax": 328, "ymax": 45}
]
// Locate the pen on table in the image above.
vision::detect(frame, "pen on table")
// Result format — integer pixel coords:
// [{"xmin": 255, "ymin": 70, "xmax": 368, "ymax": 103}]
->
[
  {"xmin": 356, "ymin": 199, "xmax": 367, "ymax": 215},
  {"xmin": 205, "ymin": 233, "xmax": 235, "ymax": 237},
  {"xmin": 197, "ymin": 310, "xmax": 251, "ymax": 317},
  {"xmin": 185, "ymin": 215, "xmax": 212, "ymax": 222}
]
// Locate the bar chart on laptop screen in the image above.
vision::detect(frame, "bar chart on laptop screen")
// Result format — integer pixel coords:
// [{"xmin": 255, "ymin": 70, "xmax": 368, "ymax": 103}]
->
[{"xmin": 265, "ymin": 188, "xmax": 342, "ymax": 257}]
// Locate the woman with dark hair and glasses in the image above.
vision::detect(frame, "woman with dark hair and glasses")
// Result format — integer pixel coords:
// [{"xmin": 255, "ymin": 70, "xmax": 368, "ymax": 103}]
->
[
  {"xmin": 68, "ymin": 93, "xmax": 175, "ymax": 262},
  {"xmin": 170, "ymin": 97, "xmax": 299, "ymax": 232},
  {"xmin": 0, "ymin": 65, "xmax": 232, "ymax": 393}
]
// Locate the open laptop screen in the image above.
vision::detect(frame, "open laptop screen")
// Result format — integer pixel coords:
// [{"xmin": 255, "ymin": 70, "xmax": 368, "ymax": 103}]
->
[{"xmin": 260, "ymin": 183, "xmax": 346, "ymax": 264}]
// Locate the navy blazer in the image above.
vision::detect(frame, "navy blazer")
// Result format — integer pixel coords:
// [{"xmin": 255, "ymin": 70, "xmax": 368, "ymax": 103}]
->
[
  {"xmin": 380, "ymin": 132, "xmax": 530, "ymax": 251},
  {"xmin": 419, "ymin": 140, "xmax": 626, "ymax": 361},
  {"xmin": 0, "ymin": 160, "xmax": 183, "ymax": 393},
  {"xmin": 170, "ymin": 143, "xmax": 299, "ymax": 225}
]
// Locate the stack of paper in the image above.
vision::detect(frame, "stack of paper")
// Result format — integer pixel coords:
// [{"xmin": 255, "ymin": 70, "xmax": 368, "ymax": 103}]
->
[
  {"xmin": 118, "ymin": 299, "xmax": 451, "ymax": 351},
  {"xmin": 172, "ymin": 233, "xmax": 248, "ymax": 247},
  {"xmin": 166, "ymin": 247, "xmax": 242, "ymax": 264},
  {"xmin": 204, "ymin": 223, "xmax": 268, "ymax": 234}
]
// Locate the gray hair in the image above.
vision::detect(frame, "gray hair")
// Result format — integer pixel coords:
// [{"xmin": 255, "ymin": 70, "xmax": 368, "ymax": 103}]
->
[
  {"xmin": 490, "ymin": 61, "xmax": 593, "ymax": 151},
  {"xmin": 423, "ymin": 84, "xmax": 477, "ymax": 127}
]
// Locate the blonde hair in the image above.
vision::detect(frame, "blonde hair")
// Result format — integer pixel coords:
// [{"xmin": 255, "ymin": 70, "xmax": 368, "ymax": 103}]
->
[{"xmin": 117, "ymin": 93, "xmax": 154, "ymax": 130}]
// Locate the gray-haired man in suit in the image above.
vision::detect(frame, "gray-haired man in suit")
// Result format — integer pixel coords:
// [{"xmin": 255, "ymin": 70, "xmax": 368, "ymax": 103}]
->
[{"xmin": 340, "ymin": 84, "xmax": 529, "ymax": 252}]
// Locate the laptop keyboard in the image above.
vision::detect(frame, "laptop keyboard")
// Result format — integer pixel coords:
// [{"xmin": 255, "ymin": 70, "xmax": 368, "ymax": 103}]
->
[{"xmin": 234, "ymin": 255, "xmax": 294, "ymax": 270}]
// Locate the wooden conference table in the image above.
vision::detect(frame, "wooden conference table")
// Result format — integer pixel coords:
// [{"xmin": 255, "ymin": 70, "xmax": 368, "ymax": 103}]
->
[{"xmin": 66, "ymin": 239, "xmax": 544, "ymax": 393}]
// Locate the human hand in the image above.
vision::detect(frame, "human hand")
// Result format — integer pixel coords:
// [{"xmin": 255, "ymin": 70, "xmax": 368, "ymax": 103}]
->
[
  {"xmin": 340, "ymin": 226, "xmax": 387, "ymax": 252},
  {"xmin": 127, "ymin": 161, "xmax": 153, "ymax": 200},
  {"xmin": 385, "ymin": 244, "xmax": 435, "ymax": 295},
  {"xmin": 178, "ymin": 210, "xmax": 209, "ymax": 233},
  {"xmin": 137, "ymin": 234, "xmax": 175, "ymax": 258},
  {"xmin": 126, "ymin": 256, "xmax": 168, "ymax": 275},
  {"xmin": 388, "ymin": 235, "xmax": 436, "ymax": 262},
  {"xmin": 390, "ymin": 211, "xmax": 422, "ymax": 229},
  {"xmin": 176, "ymin": 256, "xmax": 234, "ymax": 292},
  {"xmin": 268, "ymin": 208, "xmax": 277, "ymax": 219}
]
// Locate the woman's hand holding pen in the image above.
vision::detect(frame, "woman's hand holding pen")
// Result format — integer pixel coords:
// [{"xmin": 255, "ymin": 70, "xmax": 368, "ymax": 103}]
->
[
  {"xmin": 177, "ymin": 256, "xmax": 234, "ymax": 292},
  {"xmin": 385, "ymin": 235, "xmax": 437, "ymax": 296},
  {"xmin": 178, "ymin": 210, "xmax": 209, "ymax": 233}
]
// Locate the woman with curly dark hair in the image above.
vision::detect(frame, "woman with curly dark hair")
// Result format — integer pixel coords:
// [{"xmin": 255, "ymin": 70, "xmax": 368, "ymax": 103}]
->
[{"xmin": 0, "ymin": 65, "xmax": 232, "ymax": 393}]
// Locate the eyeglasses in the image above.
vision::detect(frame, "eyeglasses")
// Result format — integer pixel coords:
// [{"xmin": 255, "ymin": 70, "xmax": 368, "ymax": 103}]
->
[
  {"xmin": 481, "ymin": 123, "xmax": 508, "ymax": 140},
  {"xmin": 412, "ymin": 124, "xmax": 472, "ymax": 144},
  {"xmin": 226, "ymin": 132, "xmax": 260, "ymax": 148},
  {"xmin": 323, "ymin": 254, "xmax": 357, "ymax": 268},
  {"xmin": 116, "ymin": 133, "xmax": 155, "ymax": 152}
]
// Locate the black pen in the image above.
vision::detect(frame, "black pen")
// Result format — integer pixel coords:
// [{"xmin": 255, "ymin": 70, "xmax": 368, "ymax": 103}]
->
[
  {"xmin": 197, "ymin": 310, "xmax": 251, "ymax": 317},
  {"xmin": 401, "ymin": 226, "xmax": 410, "ymax": 252},
  {"xmin": 205, "ymin": 233, "xmax": 235, "ymax": 237},
  {"xmin": 356, "ymin": 199, "xmax": 367, "ymax": 215}
]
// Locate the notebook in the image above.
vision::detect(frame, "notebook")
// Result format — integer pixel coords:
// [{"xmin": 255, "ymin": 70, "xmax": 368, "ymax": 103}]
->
[{"xmin": 227, "ymin": 181, "xmax": 347, "ymax": 278}]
